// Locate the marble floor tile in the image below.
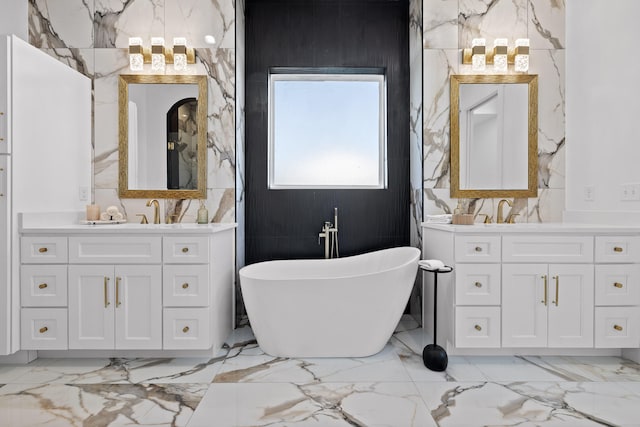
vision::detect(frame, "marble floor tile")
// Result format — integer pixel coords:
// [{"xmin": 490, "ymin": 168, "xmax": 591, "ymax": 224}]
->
[
  {"xmin": 464, "ymin": 355, "xmax": 570, "ymax": 382},
  {"xmin": 2, "ymin": 316, "xmax": 640, "ymax": 426},
  {"xmin": 523, "ymin": 355, "xmax": 640, "ymax": 382},
  {"xmin": 214, "ymin": 342, "xmax": 412, "ymax": 384},
  {"xmin": 416, "ymin": 381, "xmax": 605, "ymax": 426},
  {"xmin": 188, "ymin": 382, "xmax": 436, "ymax": 427},
  {"xmin": 0, "ymin": 382, "xmax": 207, "ymax": 427}
]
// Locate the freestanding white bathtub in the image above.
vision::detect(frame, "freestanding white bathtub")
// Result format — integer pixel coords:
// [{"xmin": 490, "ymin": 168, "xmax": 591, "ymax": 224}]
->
[{"xmin": 239, "ymin": 246, "xmax": 421, "ymax": 358}]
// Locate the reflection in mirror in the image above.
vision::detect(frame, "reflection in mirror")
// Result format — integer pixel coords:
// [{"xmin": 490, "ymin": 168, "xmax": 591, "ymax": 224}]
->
[
  {"xmin": 119, "ymin": 74, "xmax": 207, "ymax": 199},
  {"xmin": 450, "ymin": 74, "xmax": 537, "ymax": 199}
]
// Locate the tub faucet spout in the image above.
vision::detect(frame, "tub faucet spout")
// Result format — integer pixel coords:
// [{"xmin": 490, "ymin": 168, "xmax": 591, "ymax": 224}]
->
[{"xmin": 318, "ymin": 208, "xmax": 340, "ymax": 259}]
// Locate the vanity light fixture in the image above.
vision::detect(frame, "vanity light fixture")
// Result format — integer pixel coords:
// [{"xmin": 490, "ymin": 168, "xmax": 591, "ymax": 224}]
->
[
  {"xmin": 172, "ymin": 37, "xmax": 188, "ymax": 71},
  {"xmin": 470, "ymin": 38, "xmax": 486, "ymax": 72},
  {"xmin": 462, "ymin": 38, "xmax": 530, "ymax": 73},
  {"xmin": 493, "ymin": 38, "xmax": 508, "ymax": 72},
  {"xmin": 151, "ymin": 37, "xmax": 166, "ymax": 72},
  {"xmin": 127, "ymin": 37, "xmax": 196, "ymax": 72},
  {"xmin": 128, "ymin": 37, "xmax": 145, "ymax": 71},
  {"xmin": 513, "ymin": 38, "xmax": 530, "ymax": 72}
]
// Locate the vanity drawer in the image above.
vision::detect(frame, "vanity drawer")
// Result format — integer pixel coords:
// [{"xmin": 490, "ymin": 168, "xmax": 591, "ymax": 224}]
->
[
  {"xmin": 21, "ymin": 236, "xmax": 68, "ymax": 264},
  {"xmin": 163, "ymin": 264, "xmax": 210, "ymax": 307},
  {"xmin": 163, "ymin": 308, "xmax": 211, "ymax": 350},
  {"xmin": 595, "ymin": 307, "xmax": 640, "ymax": 348},
  {"xmin": 594, "ymin": 264, "xmax": 640, "ymax": 306},
  {"xmin": 455, "ymin": 264, "xmax": 501, "ymax": 306},
  {"xmin": 502, "ymin": 235, "xmax": 593, "ymax": 263},
  {"xmin": 20, "ymin": 265, "xmax": 67, "ymax": 307},
  {"xmin": 595, "ymin": 236, "xmax": 640, "ymax": 263},
  {"xmin": 69, "ymin": 236, "xmax": 161, "ymax": 264},
  {"xmin": 21, "ymin": 308, "xmax": 68, "ymax": 350},
  {"xmin": 454, "ymin": 235, "xmax": 501, "ymax": 263},
  {"xmin": 163, "ymin": 236, "xmax": 209, "ymax": 263},
  {"xmin": 455, "ymin": 306, "xmax": 500, "ymax": 348}
]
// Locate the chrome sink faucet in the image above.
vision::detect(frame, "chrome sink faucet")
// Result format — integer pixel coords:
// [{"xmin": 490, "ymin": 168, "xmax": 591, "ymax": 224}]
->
[{"xmin": 146, "ymin": 199, "xmax": 161, "ymax": 224}]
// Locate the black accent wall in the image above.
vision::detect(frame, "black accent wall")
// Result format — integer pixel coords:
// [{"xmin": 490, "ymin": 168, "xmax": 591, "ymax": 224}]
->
[{"xmin": 245, "ymin": 0, "xmax": 410, "ymax": 264}]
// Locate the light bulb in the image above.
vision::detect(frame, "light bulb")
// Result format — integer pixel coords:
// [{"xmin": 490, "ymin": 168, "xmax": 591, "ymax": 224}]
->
[
  {"xmin": 151, "ymin": 37, "xmax": 165, "ymax": 72},
  {"xmin": 514, "ymin": 38, "xmax": 530, "ymax": 73},
  {"xmin": 128, "ymin": 37, "xmax": 144, "ymax": 71},
  {"xmin": 471, "ymin": 38, "xmax": 486, "ymax": 72},
  {"xmin": 493, "ymin": 38, "xmax": 508, "ymax": 72}
]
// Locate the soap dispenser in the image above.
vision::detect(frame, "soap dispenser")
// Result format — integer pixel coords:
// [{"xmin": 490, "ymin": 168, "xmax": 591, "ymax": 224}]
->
[
  {"xmin": 197, "ymin": 200, "xmax": 209, "ymax": 224},
  {"xmin": 454, "ymin": 200, "xmax": 464, "ymax": 215}
]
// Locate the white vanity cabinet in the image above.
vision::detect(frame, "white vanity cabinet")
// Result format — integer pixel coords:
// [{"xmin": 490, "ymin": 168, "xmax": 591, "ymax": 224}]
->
[
  {"xmin": 502, "ymin": 264, "xmax": 594, "ymax": 348},
  {"xmin": 423, "ymin": 223, "xmax": 640, "ymax": 355},
  {"xmin": 19, "ymin": 221, "xmax": 236, "ymax": 356},
  {"xmin": 68, "ymin": 264, "xmax": 162, "ymax": 350}
]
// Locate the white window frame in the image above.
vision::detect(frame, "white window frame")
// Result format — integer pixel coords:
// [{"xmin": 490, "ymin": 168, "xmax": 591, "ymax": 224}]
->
[{"xmin": 268, "ymin": 72, "xmax": 388, "ymax": 190}]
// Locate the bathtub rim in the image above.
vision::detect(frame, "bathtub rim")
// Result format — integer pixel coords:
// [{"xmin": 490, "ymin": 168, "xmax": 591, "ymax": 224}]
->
[{"xmin": 239, "ymin": 246, "xmax": 420, "ymax": 282}]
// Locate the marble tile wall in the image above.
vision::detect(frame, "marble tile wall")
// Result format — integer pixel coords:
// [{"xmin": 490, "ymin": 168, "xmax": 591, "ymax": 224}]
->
[
  {"xmin": 422, "ymin": 0, "xmax": 566, "ymax": 222},
  {"xmin": 28, "ymin": 0, "xmax": 237, "ymax": 225},
  {"xmin": 408, "ymin": 0, "xmax": 424, "ymax": 322}
]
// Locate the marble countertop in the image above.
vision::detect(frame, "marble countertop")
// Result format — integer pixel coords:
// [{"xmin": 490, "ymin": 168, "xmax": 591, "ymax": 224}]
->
[
  {"xmin": 19, "ymin": 212, "xmax": 237, "ymax": 234},
  {"xmin": 422, "ymin": 222, "xmax": 640, "ymax": 234}
]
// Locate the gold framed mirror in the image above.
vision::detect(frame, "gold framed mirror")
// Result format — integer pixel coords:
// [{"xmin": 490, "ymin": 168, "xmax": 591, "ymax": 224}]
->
[
  {"xmin": 450, "ymin": 74, "xmax": 538, "ymax": 198},
  {"xmin": 118, "ymin": 74, "xmax": 207, "ymax": 199}
]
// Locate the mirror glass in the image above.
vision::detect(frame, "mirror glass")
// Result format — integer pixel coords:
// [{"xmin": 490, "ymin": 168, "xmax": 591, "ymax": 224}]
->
[
  {"xmin": 118, "ymin": 74, "xmax": 207, "ymax": 199},
  {"xmin": 450, "ymin": 74, "xmax": 537, "ymax": 198}
]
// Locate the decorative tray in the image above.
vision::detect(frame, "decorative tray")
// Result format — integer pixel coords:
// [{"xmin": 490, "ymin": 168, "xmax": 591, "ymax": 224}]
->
[{"xmin": 81, "ymin": 219, "xmax": 128, "ymax": 225}]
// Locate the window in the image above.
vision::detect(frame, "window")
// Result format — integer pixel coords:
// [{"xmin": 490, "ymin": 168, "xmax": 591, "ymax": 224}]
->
[{"xmin": 268, "ymin": 70, "xmax": 387, "ymax": 189}]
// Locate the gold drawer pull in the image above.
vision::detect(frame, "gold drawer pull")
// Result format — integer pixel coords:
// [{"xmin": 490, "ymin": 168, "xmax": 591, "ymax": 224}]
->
[
  {"xmin": 614, "ymin": 324, "xmax": 623, "ymax": 331},
  {"xmin": 474, "ymin": 325, "xmax": 482, "ymax": 331},
  {"xmin": 474, "ymin": 246, "xmax": 482, "ymax": 252},
  {"xmin": 39, "ymin": 326, "xmax": 48, "ymax": 334},
  {"xmin": 613, "ymin": 246, "xmax": 624, "ymax": 252},
  {"xmin": 474, "ymin": 282, "xmax": 482, "ymax": 288},
  {"xmin": 182, "ymin": 247, "xmax": 189, "ymax": 253},
  {"xmin": 38, "ymin": 283, "xmax": 48, "ymax": 289},
  {"xmin": 182, "ymin": 326, "xmax": 190, "ymax": 333},
  {"xmin": 614, "ymin": 282, "xmax": 624, "ymax": 288},
  {"xmin": 38, "ymin": 247, "xmax": 48, "ymax": 253},
  {"xmin": 104, "ymin": 276, "xmax": 110, "ymax": 308},
  {"xmin": 182, "ymin": 283, "xmax": 189, "ymax": 289}
]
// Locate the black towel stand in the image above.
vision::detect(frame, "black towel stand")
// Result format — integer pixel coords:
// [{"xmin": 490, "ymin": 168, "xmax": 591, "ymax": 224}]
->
[{"xmin": 420, "ymin": 264, "xmax": 453, "ymax": 372}]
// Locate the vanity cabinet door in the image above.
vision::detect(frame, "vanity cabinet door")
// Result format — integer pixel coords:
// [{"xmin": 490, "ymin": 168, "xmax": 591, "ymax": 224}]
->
[
  {"xmin": 68, "ymin": 265, "xmax": 115, "ymax": 349},
  {"xmin": 502, "ymin": 264, "xmax": 548, "ymax": 347},
  {"xmin": 547, "ymin": 264, "xmax": 594, "ymax": 348},
  {"xmin": 502, "ymin": 263, "xmax": 594, "ymax": 348},
  {"xmin": 114, "ymin": 265, "xmax": 161, "ymax": 350},
  {"xmin": 68, "ymin": 264, "xmax": 161, "ymax": 350}
]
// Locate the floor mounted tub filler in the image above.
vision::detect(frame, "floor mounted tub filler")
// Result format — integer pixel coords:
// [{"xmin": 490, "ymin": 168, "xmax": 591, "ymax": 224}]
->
[{"xmin": 239, "ymin": 247, "xmax": 421, "ymax": 357}]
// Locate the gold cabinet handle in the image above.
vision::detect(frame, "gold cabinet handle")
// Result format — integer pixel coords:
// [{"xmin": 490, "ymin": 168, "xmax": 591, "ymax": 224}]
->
[
  {"xmin": 38, "ymin": 283, "xmax": 48, "ymax": 289},
  {"xmin": 614, "ymin": 324, "xmax": 623, "ymax": 331},
  {"xmin": 474, "ymin": 281, "xmax": 482, "ymax": 288},
  {"xmin": 553, "ymin": 275, "xmax": 559, "ymax": 306},
  {"xmin": 541, "ymin": 275, "xmax": 548, "ymax": 306},
  {"xmin": 116, "ymin": 277, "xmax": 122, "ymax": 307},
  {"xmin": 614, "ymin": 282, "xmax": 624, "ymax": 288},
  {"xmin": 182, "ymin": 326, "xmax": 190, "ymax": 333},
  {"xmin": 39, "ymin": 326, "xmax": 48, "ymax": 334},
  {"xmin": 474, "ymin": 246, "xmax": 482, "ymax": 252},
  {"xmin": 38, "ymin": 247, "xmax": 48, "ymax": 253},
  {"xmin": 182, "ymin": 283, "xmax": 189, "ymax": 289},
  {"xmin": 182, "ymin": 247, "xmax": 189, "ymax": 253},
  {"xmin": 104, "ymin": 277, "xmax": 110, "ymax": 308},
  {"xmin": 474, "ymin": 324, "xmax": 482, "ymax": 331},
  {"xmin": 613, "ymin": 246, "xmax": 623, "ymax": 252}
]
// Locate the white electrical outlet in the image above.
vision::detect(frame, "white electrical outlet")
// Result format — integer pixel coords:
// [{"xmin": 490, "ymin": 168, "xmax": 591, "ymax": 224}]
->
[
  {"xmin": 584, "ymin": 186, "xmax": 595, "ymax": 201},
  {"xmin": 620, "ymin": 183, "xmax": 640, "ymax": 201},
  {"xmin": 78, "ymin": 186, "xmax": 89, "ymax": 201}
]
